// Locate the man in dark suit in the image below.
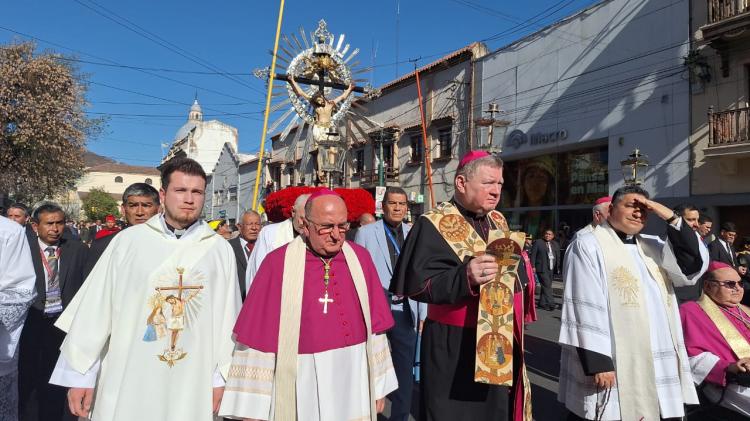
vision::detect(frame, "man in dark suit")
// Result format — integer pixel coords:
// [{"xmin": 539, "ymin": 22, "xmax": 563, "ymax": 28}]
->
[
  {"xmin": 228, "ymin": 210, "xmax": 261, "ymax": 301},
  {"xmin": 531, "ymin": 228, "xmax": 560, "ymax": 311},
  {"xmin": 83, "ymin": 183, "xmax": 160, "ymax": 279},
  {"xmin": 18, "ymin": 202, "xmax": 87, "ymax": 421},
  {"xmin": 708, "ymin": 221, "xmax": 738, "ymax": 267}
]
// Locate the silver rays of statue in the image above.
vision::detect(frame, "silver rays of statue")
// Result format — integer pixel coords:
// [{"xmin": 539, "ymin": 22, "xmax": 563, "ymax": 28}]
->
[{"xmin": 255, "ymin": 19, "xmax": 380, "ymax": 186}]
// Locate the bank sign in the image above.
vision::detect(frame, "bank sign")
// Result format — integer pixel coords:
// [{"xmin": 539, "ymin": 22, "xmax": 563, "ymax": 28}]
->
[{"xmin": 506, "ymin": 129, "xmax": 568, "ymax": 150}]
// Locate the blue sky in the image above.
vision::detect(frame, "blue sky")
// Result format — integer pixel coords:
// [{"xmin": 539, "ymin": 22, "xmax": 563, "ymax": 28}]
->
[{"xmin": 2, "ymin": 0, "xmax": 599, "ymax": 167}]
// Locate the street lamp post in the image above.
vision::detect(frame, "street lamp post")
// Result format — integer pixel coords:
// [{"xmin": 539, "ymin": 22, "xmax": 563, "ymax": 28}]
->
[
  {"xmin": 475, "ymin": 102, "xmax": 511, "ymax": 154},
  {"xmin": 620, "ymin": 148, "xmax": 649, "ymax": 186}
]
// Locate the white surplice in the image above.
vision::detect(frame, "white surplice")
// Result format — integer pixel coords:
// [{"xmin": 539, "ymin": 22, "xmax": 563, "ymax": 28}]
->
[
  {"xmin": 0, "ymin": 218, "xmax": 36, "ymax": 376},
  {"xmin": 245, "ymin": 218, "xmax": 294, "ymax": 289},
  {"xmin": 220, "ymin": 336, "xmax": 397, "ymax": 421},
  {"xmin": 689, "ymin": 351, "xmax": 750, "ymax": 416},
  {"xmin": 50, "ymin": 215, "xmax": 241, "ymax": 421},
  {"xmin": 0, "ymin": 217, "xmax": 36, "ymax": 420},
  {"xmin": 558, "ymin": 221, "xmax": 708, "ymax": 420}
]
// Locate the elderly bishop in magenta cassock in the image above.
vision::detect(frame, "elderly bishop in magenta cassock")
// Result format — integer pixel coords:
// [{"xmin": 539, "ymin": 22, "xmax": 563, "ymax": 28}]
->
[
  {"xmin": 390, "ymin": 151, "xmax": 534, "ymax": 421},
  {"xmin": 680, "ymin": 261, "xmax": 750, "ymax": 418},
  {"xmin": 220, "ymin": 190, "xmax": 397, "ymax": 421}
]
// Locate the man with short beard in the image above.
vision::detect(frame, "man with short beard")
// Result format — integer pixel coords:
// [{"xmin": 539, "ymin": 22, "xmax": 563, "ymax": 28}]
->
[
  {"xmin": 83, "ymin": 183, "xmax": 160, "ymax": 278},
  {"xmin": 559, "ymin": 185, "xmax": 709, "ymax": 420},
  {"xmin": 49, "ymin": 158, "xmax": 241, "ymax": 421}
]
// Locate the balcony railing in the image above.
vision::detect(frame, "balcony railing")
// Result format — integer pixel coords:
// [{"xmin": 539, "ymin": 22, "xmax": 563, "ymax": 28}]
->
[
  {"xmin": 355, "ymin": 168, "xmax": 399, "ymax": 186},
  {"xmin": 708, "ymin": 0, "xmax": 750, "ymax": 25},
  {"xmin": 708, "ymin": 106, "xmax": 750, "ymax": 146}
]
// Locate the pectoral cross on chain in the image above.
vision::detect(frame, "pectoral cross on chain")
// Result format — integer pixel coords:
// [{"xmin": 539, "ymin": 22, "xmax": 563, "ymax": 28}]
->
[
  {"xmin": 319, "ymin": 256, "xmax": 335, "ymax": 314},
  {"xmin": 319, "ymin": 292, "xmax": 334, "ymax": 314}
]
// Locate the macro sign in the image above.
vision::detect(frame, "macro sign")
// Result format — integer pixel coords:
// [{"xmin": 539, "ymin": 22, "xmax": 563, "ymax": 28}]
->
[{"xmin": 505, "ymin": 128, "xmax": 569, "ymax": 150}]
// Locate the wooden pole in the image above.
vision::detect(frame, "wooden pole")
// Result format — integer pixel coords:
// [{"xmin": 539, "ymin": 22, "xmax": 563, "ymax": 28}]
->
[
  {"xmin": 251, "ymin": 0, "xmax": 286, "ymax": 210},
  {"xmin": 414, "ymin": 64, "xmax": 436, "ymax": 208}
]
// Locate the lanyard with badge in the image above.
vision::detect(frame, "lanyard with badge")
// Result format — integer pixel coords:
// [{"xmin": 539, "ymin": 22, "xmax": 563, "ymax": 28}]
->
[
  {"xmin": 384, "ymin": 225, "xmax": 401, "ymax": 257},
  {"xmin": 384, "ymin": 225, "xmax": 405, "ymax": 305}
]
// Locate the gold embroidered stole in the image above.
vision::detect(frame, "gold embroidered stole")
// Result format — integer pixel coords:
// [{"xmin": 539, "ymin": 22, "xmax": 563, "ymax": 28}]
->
[
  {"xmin": 593, "ymin": 223, "xmax": 697, "ymax": 421},
  {"xmin": 422, "ymin": 202, "xmax": 528, "ymax": 392},
  {"xmin": 275, "ymin": 237, "xmax": 378, "ymax": 421},
  {"xmin": 697, "ymin": 295, "xmax": 750, "ymax": 358}
]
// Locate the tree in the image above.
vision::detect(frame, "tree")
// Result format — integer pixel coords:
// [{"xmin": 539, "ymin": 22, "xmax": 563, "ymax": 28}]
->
[
  {"xmin": 0, "ymin": 42, "xmax": 104, "ymax": 203},
  {"xmin": 82, "ymin": 187, "xmax": 119, "ymax": 221}
]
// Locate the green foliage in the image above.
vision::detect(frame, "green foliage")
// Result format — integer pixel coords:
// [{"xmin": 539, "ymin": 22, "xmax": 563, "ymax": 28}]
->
[{"xmin": 82, "ymin": 187, "xmax": 119, "ymax": 221}]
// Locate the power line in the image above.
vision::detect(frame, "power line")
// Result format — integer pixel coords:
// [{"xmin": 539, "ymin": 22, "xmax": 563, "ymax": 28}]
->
[
  {"xmin": 71, "ymin": 0, "xmax": 265, "ymax": 96},
  {"xmin": 0, "ymin": 25, "xmax": 263, "ymax": 107},
  {"xmin": 56, "ymin": 56, "xmax": 254, "ymax": 76}
]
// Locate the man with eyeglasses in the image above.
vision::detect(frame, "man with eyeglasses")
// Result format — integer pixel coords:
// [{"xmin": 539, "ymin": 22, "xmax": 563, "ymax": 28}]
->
[
  {"xmin": 229, "ymin": 210, "xmax": 261, "ymax": 301},
  {"xmin": 245, "ymin": 193, "xmax": 310, "ymax": 289},
  {"xmin": 680, "ymin": 261, "xmax": 750, "ymax": 419},
  {"xmin": 220, "ymin": 189, "xmax": 397, "ymax": 421}
]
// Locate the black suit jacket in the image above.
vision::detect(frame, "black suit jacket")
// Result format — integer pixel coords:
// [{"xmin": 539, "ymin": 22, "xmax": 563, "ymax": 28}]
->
[
  {"xmin": 25, "ymin": 230, "xmax": 88, "ymax": 311},
  {"xmin": 228, "ymin": 237, "xmax": 249, "ymax": 301},
  {"xmin": 83, "ymin": 230, "xmax": 120, "ymax": 279},
  {"xmin": 708, "ymin": 239, "xmax": 736, "ymax": 266},
  {"xmin": 530, "ymin": 239, "xmax": 560, "ymax": 274}
]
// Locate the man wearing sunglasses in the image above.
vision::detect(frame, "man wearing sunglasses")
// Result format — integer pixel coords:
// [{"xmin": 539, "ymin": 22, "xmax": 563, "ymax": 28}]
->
[{"xmin": 681, "ymin": 261, "xmax": 750, "ymax": 419}]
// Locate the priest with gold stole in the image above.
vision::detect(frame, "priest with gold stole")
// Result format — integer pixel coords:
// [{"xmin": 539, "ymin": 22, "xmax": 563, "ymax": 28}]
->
[
  {"xmin": 220, "ymin": 190, "xmax": 398, "ymax": 421},
  {"xmin": 559, "ymin": 185, "xmax": 709, "ymax": 420},
  {"xmin": 390, "ymin": 151, "xmax": 534, "ymax": 421}
]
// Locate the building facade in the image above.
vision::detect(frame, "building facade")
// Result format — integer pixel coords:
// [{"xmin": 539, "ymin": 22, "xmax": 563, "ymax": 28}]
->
[
  {"xmin": 60, "ymin": 162, "xmax": 161, "ymax": 219},
  {"xmin": 202, "ymin": 142, "xmax": 258, "ymax": 224},
  {"xmin": 162, "ymin": 99, "xmax": 240, "ymax": 175},
  {"xmin": 689, "ymin": 0, "xmax": 750, "ymax": 234},
  {"xmin": 477, "ymin": 0, "xmax": 691, "ymax": 238}
]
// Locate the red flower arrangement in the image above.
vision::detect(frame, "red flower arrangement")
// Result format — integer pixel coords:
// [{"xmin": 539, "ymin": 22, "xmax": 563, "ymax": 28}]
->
[{"xmin": 264, "ymin": 186, "xmax": 375, "ymax": 223}]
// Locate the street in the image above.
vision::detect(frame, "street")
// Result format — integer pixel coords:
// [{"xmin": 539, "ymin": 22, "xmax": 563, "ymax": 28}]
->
[{"xmin": 380, "ymin": 281, "xmax": 567, "ymax": 421}]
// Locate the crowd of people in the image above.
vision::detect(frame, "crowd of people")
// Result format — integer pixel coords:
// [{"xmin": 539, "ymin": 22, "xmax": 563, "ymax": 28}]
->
[{"xmin": 1, "ymin": 152, "xmax": 749, "ymax": 421}]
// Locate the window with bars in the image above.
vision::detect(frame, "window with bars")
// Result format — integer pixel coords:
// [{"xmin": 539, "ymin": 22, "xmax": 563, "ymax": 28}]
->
[
  {"xmin": 437, "ymin": 126, "xmax": 452, "ymax": 159},
  {"xmin": 409, "ymin": 134, "xmax": 423, "ymax": 163},
  {"xmin": 354, "ymin": 149, "xmax": 365, "ymax": 174}
]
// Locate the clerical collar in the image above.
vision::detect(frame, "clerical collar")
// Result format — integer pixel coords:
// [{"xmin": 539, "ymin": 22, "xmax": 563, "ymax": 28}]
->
[
  {"xmin": 164, "ymin": 218, "xmax": 197, "ymax": 239},
  {"xmin": 613, "ymin": 228, "xmax": 637, "ymax": 245},
  {"xmin": 452, "ymin": 199, "xmax": 485, "ymax": 221}
]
